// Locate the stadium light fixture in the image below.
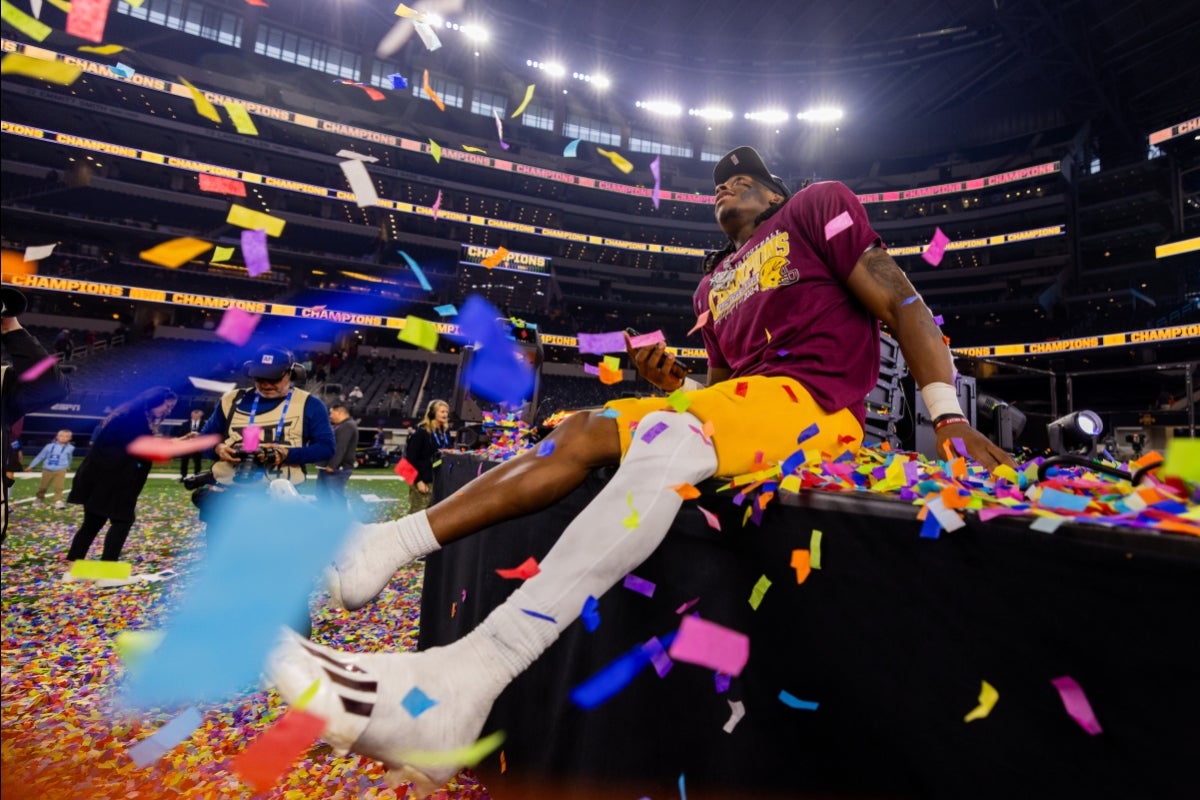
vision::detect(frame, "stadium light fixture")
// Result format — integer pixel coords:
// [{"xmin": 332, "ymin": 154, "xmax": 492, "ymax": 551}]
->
[
  {"xmin": 591, "ymin": 74, "xmax": 611, "ymax": 90},
  {"xmin": 1047, "ymin": 410, "xmax": 1103, "ymax": 456},
  {"xmin": 797, "ymin": 106, "xmax": 844, "ymax": 122},
  {"xmin": 636, "ymin": 100, "xmax": 683, "ymax": 117},
  {"xmin": 744, "ymin": 109, "xmax": 789, "ymax": 124},
  {"xmin": 459, "ymin": 24, "xmax": 489, "ymax": 43},
  {"xmin": 689, "ymin": 107, "xmax": 734, "ymax": 121}
]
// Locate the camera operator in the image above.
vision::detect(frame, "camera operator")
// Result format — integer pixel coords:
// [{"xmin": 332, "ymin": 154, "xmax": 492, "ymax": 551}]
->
[{"xmin": 190, "ymin": 345, "xmax": 334, "ymax": 523}]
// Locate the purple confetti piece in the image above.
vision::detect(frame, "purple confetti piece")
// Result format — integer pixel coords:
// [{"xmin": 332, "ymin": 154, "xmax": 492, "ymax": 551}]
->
[
  {"xmin": 492, "ymin": 110, "xmax": 510, "ymax": 150},
  {"xmin": 240, "ymin": 228, "xmax": 270, "ymax": 277},
  {"xmin": 902, "ymin": 295, "xmax": 920, "ymax": 306},
  {"xmin": 796, "ymin": 422, "xmax": 819, "ymax": 444},
  {"xmin": 577, "ymin": 330, "xmax": 627, "ymax": 354},
  {"xmin": 776, "ymin": 349, "xmax": 790, "ymax": 357},
  {"xmin": 641, "ymin": 636, "xmax": 674, "ymax": 678},
  {"xmin": 623, "ymin": 574, "xmax": 656, "ymax": 598},
  {"xmin": 536, "ymin": 440, "xmax": 556, "ymax": 457},
  {"xmin": 639, "ymin": 421, "xmax": 670, "ymax": 443},
  {"xmin": 18, "ymin": 355, "xmax": 58, "ymax": 382},
  {"xmin": 583, "ymin": 363, "xmax": 600, "ymax": 376},
  {"xmin": 461, "ymin": 589, "xmax": 467, "ymax": 603},
  {"xmin": 951, "ymin": 437, "xmax": 967, "ymax": 457},
  {"xmin": 713, "ymin": 672, "xmax": 731, "ymax": 694},
  {"xmin": 649, "ymin": 155, "xmax": 662, "ymax": 210},
  {"xmin": 932, "ymin": 314, "xmax": 944, "ymax": 325}
]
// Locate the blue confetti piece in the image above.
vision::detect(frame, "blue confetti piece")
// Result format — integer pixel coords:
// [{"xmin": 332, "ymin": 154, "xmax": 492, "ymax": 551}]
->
[
  {"xmin": 397, "ymin": 250, "xmax": 432, "ymax": 291},
  {"xmin": 714, "ymin": 672, "xmax": 731, "ymax": 693},
  {"xmin": 113, "ymin": 62, "xmax": 135, "ymax": 79},
  {"xmin": 796, "ymin": 422, "xmax": 820, "ymax": 444},
  {"xmin": 400, "ymin": 686, "xmax": 439, "ymax": 718},
  {"xmin": 122, "ymin": 495, "xmax": 353, "ymax": 708},
  {"xmin": 433, "ymin": 304, "xmax": 458, "ymax": 317},
  {"xmin": 778, "ymin": 690, "xmax": 820, "ymax": 710},
  {"xmin": 536, "ymin": 440, "xmax": 556, "ymax": 457},
  {"xmin": 781, "ymin": 447, "xmax": 807, "ymax": 476},
  {"xmin": 521, "ymin": 608, "xmax": 557, "ymax": 623},
  {"xmin": 581, "ymin": 595, "xmax": 601, "ymax": 632},
  {"xmin": 1038, "ymin": 487, "xmax": 1091, "ymax": 512},
  {"xmin": 902, "ymin": 295, "xmax": 920, "ymax": 306},
  {"xmin": 563, "ymin": 137, "xmax": 582, "ymax": 157},
  {"xmin": 127, "ymin": 707, "xmax": 203, "ymax": 767},
  {"xmin": 919, "ymin": 512, "xmax": 942, "ymax": 539},
  {"xmin": 388, "ymin": 73, "xmax": 408, "ymax": 90},
  {"xmin": 455, "ymin": 296, "xmax": 535, "ymax": 406},
  {"xmin": 598, "ymin": 407, "xmax": 621, "ymax": 419},
  {"xmin": 570, "ymin": 631, "xmax": 676, "ymax": 709}
]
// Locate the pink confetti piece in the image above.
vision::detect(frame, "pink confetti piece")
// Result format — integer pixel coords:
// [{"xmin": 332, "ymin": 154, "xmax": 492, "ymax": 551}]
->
[
  {"xmin": 688, "ymin": 310, "xmax": 711, "ymax": 336},
  {"xmin": 697, "ymin": 505, "xmax": 721, "ymax": 530},
  {"xmin": 649, "ymin": 156, "xmax": 662, "ymax": 210},
  {"xmin": 240, "ymin": 424, "xmax": 262, "ymax": 451},
  {"xmin": 496, "ymin": 556, "xmax": 540, "ymax": 580},
  {"xmin": 431, "ymin": 189, "xmax": 443, "ymax": 221},
  {"xmin": 126, "ymin": 433, "xmax": 222, "ymax": 462},
  {"xmin": 668, "ymin": 615, "xmax": 750, "ymax": 677},
  {"xmin": 823, "ymin": 210, "xmax": 853, "ymax": 240},
  {"xmin": 627, "ymin": 330, "xmax": 666, "ymax": 348},
  {"xmin": 577, "ymin": 330, "xmax": 627, "ymax": 354},
  {"xmin": 922, "ymin": 227, "xmax": 951, "ymax": 266},
  {"xmin": 675, "ymin": 597, "xmax": 700, "ymax": 614},
  {"xmin": 214, "ymin": 306, "xmax": 260, "ymax": 346},
  {"xmin": 493, "ymin": 110, "xmax": 510, "ymax": 150},
  {"xmin": 65, "ymin": 0, "xmax": 111, "ymax": 43},
  {"xmin": 622, "ymin": 574, "xmax": 656, "ymax": 597},
  {"xmin": 240, "ymin": 228, "xmax": 270, "ymax": 277},
  {"xmin": 1051, "ymin": 675, "xmax": 1103, "ymax": 735},
  {"xmin": 18, "ymin": 355, "xmax": 58, "ymax": 382}
]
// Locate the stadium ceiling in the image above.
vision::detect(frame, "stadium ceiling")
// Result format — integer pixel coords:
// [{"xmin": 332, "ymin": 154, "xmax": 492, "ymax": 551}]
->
[{"xmin": 273, "ymin": 0, "xmax": 1197, "ymax": 165}]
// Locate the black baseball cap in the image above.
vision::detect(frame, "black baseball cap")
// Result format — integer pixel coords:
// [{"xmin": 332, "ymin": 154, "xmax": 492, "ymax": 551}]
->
[
  {"xmin": 713, "ymin": 146, "xmax": 790, "ymax": 199},
  {"xmin": 1, "ymin": 286, "xmax": 27, "ymax": 318},
  {"xmin": 245, "ymin": 345, "xmax": 294, "ymax": 380}
]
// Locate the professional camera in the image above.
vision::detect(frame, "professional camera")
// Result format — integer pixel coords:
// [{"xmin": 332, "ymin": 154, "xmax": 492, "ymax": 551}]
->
[{"xmin": 181, "ymin": 448, "xmax": 272, "ymax": 490}]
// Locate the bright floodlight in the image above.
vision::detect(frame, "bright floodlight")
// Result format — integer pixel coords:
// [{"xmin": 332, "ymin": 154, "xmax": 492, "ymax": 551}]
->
[
  {"xmin": 591, "ymin": 74, "xmax": 611, "ymax": 90},
  {"xmin": 689, "ymin": 107, "xmax": 734, "ymax": 121},
  {"xmin": 543, "ymin": 62, "xmax": 566, "ymax": 77},
  {"xmin": 744, "ymin": 109, "xmax": 789, "ymax": 124},
  {"xmin": 636, "ymin": 100, "xmax": 683, "ymax": 117},
  {"xmin": 797, "ymin": 106, "xmax": 844, "ymax": 122},
  {"xmin": 460, "ymin": 24, "xmax": 489, "ymax": 42}
]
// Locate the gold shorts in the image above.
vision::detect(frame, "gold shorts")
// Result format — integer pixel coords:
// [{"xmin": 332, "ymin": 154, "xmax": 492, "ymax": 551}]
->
[{"xmin": 604, "ymin": 375, "xmax": 863, "ymax": 478}]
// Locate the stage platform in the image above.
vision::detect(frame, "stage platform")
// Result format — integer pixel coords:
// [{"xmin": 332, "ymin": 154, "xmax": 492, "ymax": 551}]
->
[{"xmin": 420, "ymin": 452, "xmax": 1199, "ymax": 800}]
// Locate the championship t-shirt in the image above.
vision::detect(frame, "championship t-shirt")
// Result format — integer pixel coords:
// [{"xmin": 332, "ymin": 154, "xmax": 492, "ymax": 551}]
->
[{"xmin": 695, "ymin": 181, "xmax": 883, "ymax": 428}]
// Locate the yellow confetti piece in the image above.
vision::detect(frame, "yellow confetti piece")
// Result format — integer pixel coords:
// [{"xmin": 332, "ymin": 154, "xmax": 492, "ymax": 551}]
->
[
  {"xmin": 394, "ymin": 2, "xmax": 423, "ymax": 19},
  {"xmin": 1, "ymin": 1, "xmax": 52, "ymax": 41},
  {"xmin": 398, "ymin": 315, "xmax": 439, "ymax": 351},
  {"xmin": 964, "ymin": 680, "xmax": 999, "ymax": 722},
  {"xmin": 139, "ymin": 237, "xmax": 213, "ymax": 268},
  {"xmin": 810, "ymin": 529, "xmax": 823, "ymax": 569},
  {"xmin": 667, "ymin": 389, "xmax": 691, "ymax": 413},
  {"xmin": 293, "ymin": 679, "xmax": 320, "ymax": 711},
  {"xmin": 511, "ymin": 83, "xmax": 535, "ymax": 117},
  {"xmin": 227, "ymin": 204, "xmax": 285, "ymax": 237},
  {"xmin": 1162, "ymin": 438, "xmax": 1200, "ymax": 483},
  {"xmin": 992, "ymin": 464, "xmax": 1019, "ymax": 484},
  {"xmin": 78, "ymin": 43, "xmax": 126, "ymax": 54},
  {"xmin": 179, "ymin": 75, "xmax": 221, "ymax": 124},
  {"xmin": 422, "ymin": 69, "xmax": 445, "ymax": 111},
  {"xmin": 211, "ymin": 245, "xmax": 235, "ymax": 263},
  {"xmin": 731, "ymin": 465, "xmax": 782, "ymax": 487},
  {"xmin": 765, "ymin": 328, "xmax": 772, "ymax": 342},
  {"xmin": 602, "ymin": 354, "xmax": 621, "ymax": 371},
  {"xmin": 429, "ymin": 138, "xmax": 442, "ymax": 163},
  {"xmin": 114, "ymin": 630, "xmax": 164, "ymax": 668},
  {"xmin": 46, "ymin": 0, "xmax": 73, "ymax": 10},
  {"xmin": 481, "ymin": 246, "xmax": 509, "ymax": 268},
  {"xmin": 779, "ymin": 474, "xmax": 802, "ymax": 493},
  {"xmin": 596, "ymin": 147, "xmax": 634, "ymax": 174},
  {"xmin": 71, "ymin": 559, "xmax": 132, "ymax": 580},
  {"xmin": 462, "ymin": 144, "xmax": 487, "ymax": 154},
  {"xmin": 748, "ymin": 575, "xmax": 771, "ymax": 609},
  {"xmin": 622, "ymin": 491, "xmax": 640, "ymax": 529},
  {"xmin": 398, "ymin": 729, "xmax": 506, "ymax": 769},
  {"xmin": 790, "ymin": 549, "xmax": 811, "ymax": 583},
  {"xmin": 1, "ymin": 53, "xmax": 83, "ymax": 85},
  {"xmin": 224, "ymin": 102, "xmax": 259, "ymax": 136}
]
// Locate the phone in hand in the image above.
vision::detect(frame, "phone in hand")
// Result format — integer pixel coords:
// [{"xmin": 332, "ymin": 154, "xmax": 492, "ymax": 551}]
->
[{"xmin": 625, "ymin": 328, "xmax": 688, "ymax": 380}]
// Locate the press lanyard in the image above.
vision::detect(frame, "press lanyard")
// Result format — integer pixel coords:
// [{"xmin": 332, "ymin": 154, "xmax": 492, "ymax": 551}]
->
[
  {"xmin": 247, "ymin": 387, "xmax": 294, "ymax": 444},
  {"xmin": 433, "ymin": 429, "xmax": 449, "ymax": 449}
]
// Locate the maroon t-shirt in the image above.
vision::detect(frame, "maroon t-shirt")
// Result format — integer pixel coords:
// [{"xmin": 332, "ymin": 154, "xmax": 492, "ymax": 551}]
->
[{"xmin": 695, "ymin": 181, "xmax": 883, "ymax": 428}]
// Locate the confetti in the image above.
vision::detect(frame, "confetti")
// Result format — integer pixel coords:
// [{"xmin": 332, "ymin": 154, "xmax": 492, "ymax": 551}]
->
[
  {"xmin": 1051, "ymin": 675, "xmax": 1102, "ymax": 735},
  {"xmin": 639, "ymin": 421, "xmax": 669, "ymax": 443},
  {"xmin": 431, "ymin": 189, "xmax": 443, "ymax": 220},
  {"xmin": 339, "ymin": 158, "xmax": 379, "ymax": 207},
  {"xmin": 642, "ymin": 636, "xmax": 674, "ymax": 678},
  {"xmin": 722, "ymin": 700, "xmax": 746, "ymax": 733},
  {"xmin": 240, "ymin": 229, "xmax": 271, "ymax": 277},
  {"xmin": 668, "ymin": 615, "xmax": 749, "ymax": 676},
  {"xmin": 748, "ymin": 575, "xmax": 771, "ymax": 610},
  {"xmin": 399, "ymin": 315, "xmax": 439, "ymax": 351},
  {"xmin": 577, "ymin": 331, "xmax": 627, "ymax": 354},
  {"xmin": 70, "ymin": 560, "xmax": 132, "ymax": 580},
  {"xmin": 422, "ymin": 70, "xmax": 445, "ymax": 111},
  {"xmin": 398, "ymin": 730, "xmax": 507, "ymax": 770},
  {"xmin": 397, "ymin": 250, "xmax": 433, "ymax": 291},
  {"xmin": 536, "ymin": 440, "xmax": 556, "ymax": 457},
  {"xmin": 824, "ymin": 210, "xmax": 853, "ymax": 240},
  {"xmin": 622, "ymin": 574, "xmax": 655, "ymax": 597},
  {"xmin": 492, "ymin": 109, "xmax": 510, "ymax": 150},
  {"xmin": 231, "ymin": 709, "xmax": 326, "ymax": 791},
  {"xmin": 649, "ymin": 155, "xmax": 662, "ymax": 210},
  {"xmin": 139, "ymin": 237, "xmax": 213, "ymax": 268},
  {"xmin": 481, "ymin": 247, "xmax": 509, "ymax": 268},
  {"xmin": 394, "ymin": 457, "xmax": 418, "ymax": 483},
  {"xmin": 127, "ymin": 707, "xmax": 203, "ymax": 768},
  {"xmin": 1, "ymin": 53, "xmax": 82, "ymax": 84},
  {"xmin": 511, "ymin": 83, "xmax": 535, "ymax": 117},
  {"xmin": 23, "ymin": 243, "xmax": 56, "ymax": 261},
  {"xmin": 434, "ymin": 303, "xmax": 457, "ymax": 317},
  {"xmin": 964, "ymin": 680, "xmax": 999, "ymax": 722},
  {"xmin": 922, "ymin": 227, "xmax": 951, "ymax": 266},
  {"xmin": 563, "ymin": 138, "xmax": 582, "ymax": 157},
  {"xmin": 429, "ymin": 138, "xmax": 442, "ymax": 163},
  {"xmin": 581, "ymin": 595, "xmax": 601, "ymax": 632},
  {"xmin": 179, "ymin": 76, "xmax": 221, "ymax": 123},
  {"xmin": 126, "ymin": 434, "xmax": 222, "ymax": 462},
  {"xmin": 401, "ymin": 687, "xmax": 439, "ymax": 718},
  {"xmin": 65, "ymin": 0, "xmax": 110, "ymax": 42},
  {"xmin": 495, "ymin": 556, "xmax": 540, "ymax": 580},
  {"xmin": 412, "ymin": 20, "xmax": 442, "ymax": 51},
  {"xmin": 198, "ymin": 173, "xmax": 247, "ymax": 196},
  {"xmin": 240, "ymin": 424, "xmax": 262, "ymax": 451},
  {"xmin": 188, "ymin": 375, "xmax": 237, "ymax": 393},
  {"xmin": 214, "ymin": 306, "xmax": 260, "ymax": 346},
  {"xmin": 790, "ymin": 549, "xmax": 811, "ymax": 583},
  {"xmin": 17, "ymin": 355, "xmax": 58, "ymax": 382},
  {"xmin": 224, "ymin": 102, "xmax": 259, "ymax": 135},
  {"xmin": 697, "ymin": 505, "xmax": 721, "ymax": 530},
  {"xmin": 810, "ymin": 529, "xmax": 823, "ymax": 568},
  {"xmin": 688, "ymin": 310, "xmax": 711, "ymax": 336},
  {"xmin": 389, "ymin": 72, "xmax": 408, "ymax": 90},
  {"xmin": 227, "ymin": 204, "xmax": 285, "ymax": 237},
  {"xmin": 596, "ymin": 147, "xmax": 634, "ymax": 174},
  {"xmin": 778, "ymin": 690, "xmax": 819, "ymax": 711},
  {"xmin": 671, "ymin": 483, "xmax": 701, "ymax": 500},
  {"xmin": 1, "ymin": 1, "xmax": 52, "ymax": 41}
]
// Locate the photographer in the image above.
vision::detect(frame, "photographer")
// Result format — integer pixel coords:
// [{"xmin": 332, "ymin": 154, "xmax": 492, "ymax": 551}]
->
[{"xmin": 190, "ymin": 345, "xmax": 335, "ymax": 523}]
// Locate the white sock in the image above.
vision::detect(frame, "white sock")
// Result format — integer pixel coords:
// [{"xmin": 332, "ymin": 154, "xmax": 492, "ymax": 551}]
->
[
  {"xmin": 330, "ymin": 510, "xmax": 441, "ymax": 610},
  {"xmin": 477, "ymin": 410, "xmax": 717, "ymax": 677}
]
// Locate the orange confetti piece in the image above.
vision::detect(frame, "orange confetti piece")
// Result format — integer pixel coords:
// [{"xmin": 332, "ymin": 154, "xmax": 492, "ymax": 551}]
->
[
  {"xmin": 782, "ymin": 385, "xmax": 799, "ymax": 403},
  {"xmin": 500, "ymin": 750, "xmax": 507, "ymax": 773},
  {"xmin": 950, "ymin": 457, "xmax": 968, "ymax": 479},
  {"xmin": 671, "ymin": 483, "xmax": 701, "ymax": 500},
  {"xmin": 790, "ymin": 549, "xmax": 811, "ymax": 584},
  {"xmin": 481, "ymin": 247, "xmax": 509, "ymax": 268},
  {"xmin": 598, "ymin": 363, "xmax": 623, "ymax": 385},
  {"xmin": 450, "ymin": 601, "xmax": 456, "ymax": 618},
  {"xmin": 702, "ymin": 420, "xmax": 715, "ymax": 440},
  {"xmin": 940, "ymin": 486, "xmax": 971, "ymax": 509},
  {"xmin": 422, "ymin": 69, "xmax": 445, "ymax": 111}
]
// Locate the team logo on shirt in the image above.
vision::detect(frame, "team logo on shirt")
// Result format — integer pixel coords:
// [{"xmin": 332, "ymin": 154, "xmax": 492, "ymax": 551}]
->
[{"xmin": 707, "ymin": 230, "xmax": 798, "ymax": 322}]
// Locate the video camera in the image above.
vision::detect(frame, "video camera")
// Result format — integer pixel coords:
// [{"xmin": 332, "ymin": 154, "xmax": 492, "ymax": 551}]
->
[{"xmin": 182, "ymin": 448, "xmax": 274, "ymax": 490}]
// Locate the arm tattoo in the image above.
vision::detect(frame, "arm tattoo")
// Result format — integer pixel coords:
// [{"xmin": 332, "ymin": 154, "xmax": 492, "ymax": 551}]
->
[{"xmin": 861, "ymin": 247, "xmax": 912, "ymax": 300}]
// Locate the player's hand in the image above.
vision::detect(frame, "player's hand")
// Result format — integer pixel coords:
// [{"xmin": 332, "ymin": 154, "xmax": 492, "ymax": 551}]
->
[
  {"xmin": 935, "ymin": 423, "xmax": 1019, "ymax": 474},
  {"xmin": 625, "ymin": 334, "xmax": 686, "ymax": 392}
]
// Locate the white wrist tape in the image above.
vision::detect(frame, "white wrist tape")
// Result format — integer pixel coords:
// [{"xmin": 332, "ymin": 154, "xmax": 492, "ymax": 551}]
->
[
  {"xmin": 681, "ymin": 377, "xmax": 703, "ymax": 392},
  {"xmin": 921, "ymin": 381, "xmax": 964, "ymax": 419}
]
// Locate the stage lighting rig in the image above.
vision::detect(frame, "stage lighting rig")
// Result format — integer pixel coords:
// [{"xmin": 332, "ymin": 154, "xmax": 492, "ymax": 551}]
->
[{"xmin": 1047, "ymin": 410, "xmax": 1103, "ymax": 457}]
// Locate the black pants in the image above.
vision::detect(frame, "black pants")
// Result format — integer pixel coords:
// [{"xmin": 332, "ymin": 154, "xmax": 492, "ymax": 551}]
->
[
  {"xmin": 66, "ymin": 510, "xmax": 133, "ymax": 561},
  {"xmin": 179, "ymin": 452, "xmax": 202, "ymax": 478}
]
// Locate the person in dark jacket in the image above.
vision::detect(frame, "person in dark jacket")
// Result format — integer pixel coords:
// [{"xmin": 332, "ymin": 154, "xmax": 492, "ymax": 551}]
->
[
  {"xmin": 316, "ymin": 403, "xmax": 357, "ymax": 508},
  {"xmin": 2, "ymin": 286, "xmax": 69, "ymax": 544},
  {"xmin": 66, "ymin": 386, "xmax": 177, "ymax": 562},
  {"xmin": 402, "ymin": 399, "xmax": 450, "ymax": 514}
]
